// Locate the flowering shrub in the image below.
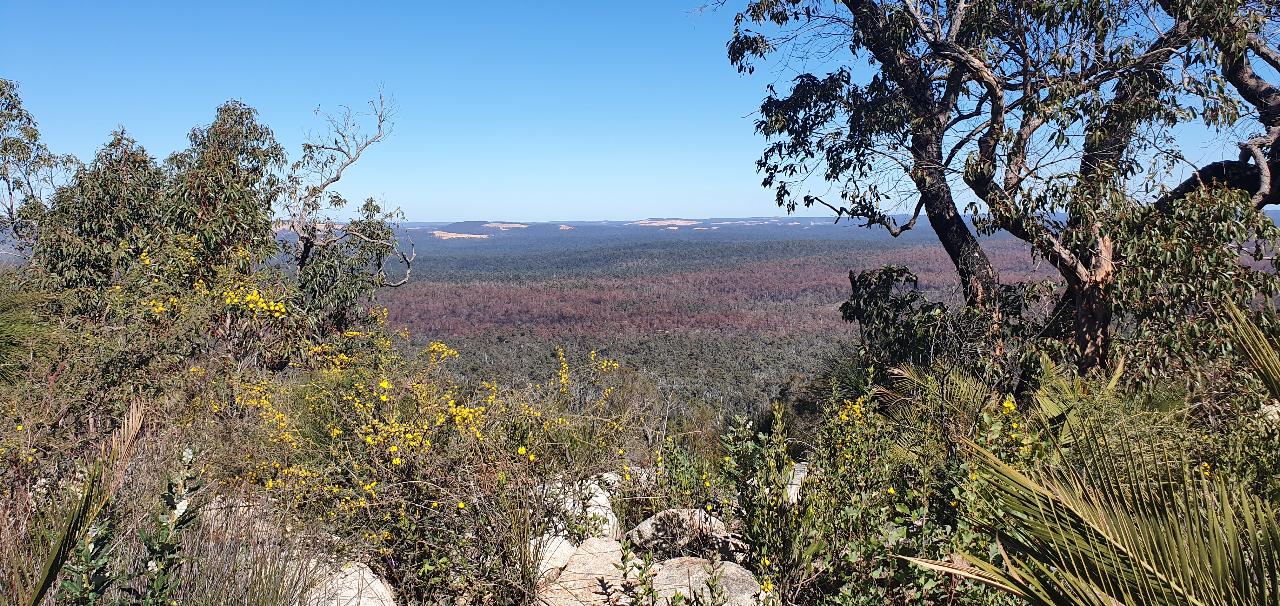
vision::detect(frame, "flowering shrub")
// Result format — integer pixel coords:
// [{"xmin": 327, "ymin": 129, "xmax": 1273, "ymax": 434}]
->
[
  {"xmin": 215, "ymin": 330, "xmax": 643, "ymax": 603},
  {"xmin": 719, "ymin": 376, "xmax": 1039, "ymax": 606}
]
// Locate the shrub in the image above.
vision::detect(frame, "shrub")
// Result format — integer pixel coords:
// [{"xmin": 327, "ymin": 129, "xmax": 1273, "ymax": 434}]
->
[{"xmin": 219, "ymin": 334, "xmax": 650, "ymax": 603}]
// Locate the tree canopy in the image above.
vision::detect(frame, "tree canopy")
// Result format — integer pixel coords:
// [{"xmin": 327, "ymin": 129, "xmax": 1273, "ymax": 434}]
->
[
  {"xmin": 729, "ymin": 0, "xmax": 1280, "ymax": 375},
  {"xmin": 0, "ymin": 80, "xmax": 412, "ymax": 342}
]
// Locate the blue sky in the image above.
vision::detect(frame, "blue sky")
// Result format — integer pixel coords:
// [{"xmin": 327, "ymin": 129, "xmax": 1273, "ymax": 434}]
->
[
  {"xmin": 1, "ymin": 1, "xmax": 788, "ymax": 222},
  {"xmin": 1, "ymin": 2, "xmax": 1247, "ymax": 224}
]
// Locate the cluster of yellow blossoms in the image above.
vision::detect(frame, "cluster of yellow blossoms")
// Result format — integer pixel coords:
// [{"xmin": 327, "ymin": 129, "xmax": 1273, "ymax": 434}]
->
[
  {"xmin": 143, "ymin": 296, "xmax": 178, "ymax": 317},
  {"xmin": 556, "ymin": 347, "xmax": 572, "ymax": 395},
  {"xmin": 442, "ymin": 399, "xmax": 486, "ymax": 439},
  {"xmin": 837, "ymin": 397, "xmax": 866, "ymax": 424},
  {"xmin": 235, "ymin": 384, "xmax": 299, "ymax": 449},
  {"xmin": 589, "ymin": 350, "xmax": 620, "ymax": 373},
  {"xmin": 426, "ymin": 341, "xmax": 459, "ymax": 364},
  {"xmin": 306, "ymin": 343, "xmax": 354, "ymax": 373},
  {"xmin": 233, "ymin": 339, "xmax": 642, "ymax": 549},
  {"xmin": 223, "ymin": 287, "xmax": 287, "ymax": 318}
]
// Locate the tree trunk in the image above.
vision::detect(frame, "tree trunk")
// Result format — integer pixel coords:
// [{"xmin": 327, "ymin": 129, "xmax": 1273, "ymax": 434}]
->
[
  {"xmin": 1073, "ymin": 280, "xmax": 1112, "ymax": 373},
  {"xmin": 911, "ymin": 130, "xmax": 1000, "ymax": 307},
  {"xmin": 1072, "ymin": 235, "xmax": 1115, "ymax": 374}
]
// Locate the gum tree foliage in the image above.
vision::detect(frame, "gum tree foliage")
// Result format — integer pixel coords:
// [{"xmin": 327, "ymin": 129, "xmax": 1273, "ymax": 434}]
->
[
  {"xmin": 296, "ymin": 197, "xmax": 408, "ymax": 333},
  {"xmin": 841, "ymin": 265, "xmax": 1051, "ymax": 383},
  {"xmin": 279, "ymin": 94, "xmax": 416, "ymax": 333},
  {"xmin": 727, "ymin": 0, "xmax": 1280, "ymax": 375},
  {"xmin": 33, "ymin": 132, "xmax": 168, "ymax": 290},
  {"xmin": 164, "ymin": 100, "xmax": 286, "ymax": 268},
  {"xmin": 7, "ymin": 83, "xmax": 411, "ymax": 336},
  {"xmin": 0, "ymin": 79, "xmax": 77, "ymax": 247}
]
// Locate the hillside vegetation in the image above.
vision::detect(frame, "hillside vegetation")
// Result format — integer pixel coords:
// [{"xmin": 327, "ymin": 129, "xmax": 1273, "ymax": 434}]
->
[{"xmin": 6, "ymin": 0, "xmax": 1280, "ymax": 603}]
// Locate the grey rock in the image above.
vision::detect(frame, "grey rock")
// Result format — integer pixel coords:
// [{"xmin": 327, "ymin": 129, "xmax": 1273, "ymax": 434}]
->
[
  {"xmin": 626, "ymin": 509, "xmax": 745, "ymax": 562},
  {"xmin": 533, "ymin": 533, "xmax": 580, "ymax": 583},
  {"xmin": 652, "ymin": 557, "xmax": 762, "ymax": 606},
  {"xmin": 536, "ymin": 537, "xmax": 627, "ymax": 605},
  {"xmin": 534, "ymin": 474, "xmax": 624, "ymax": 582}
]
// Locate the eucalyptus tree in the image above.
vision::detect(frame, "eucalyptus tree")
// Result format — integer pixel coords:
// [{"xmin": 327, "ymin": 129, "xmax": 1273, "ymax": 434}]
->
[
  {"xmin": 728, "ymin": 0, "xmax": 1280, "ymax": 373},
  {"xmin": 277, "ymin": 93, "xmax": 416, "ymax": 331},
  {"xmin": 32, "ymin": 102, "xmax": 284, "ymax": 290},
  {"xmin": 33, "ymin": 131, "xmax": 167, "ymax": 289},
  {"xmin": 22, "ymin": 88, "xmax": 412, "ymax": 337},
  {"xmin": 0, "ymin": 79, "xmax": 77, "ymax": 249},
  {"xmin": 165, "ymin": 100, "xmax": 286, "ymax": 268}
]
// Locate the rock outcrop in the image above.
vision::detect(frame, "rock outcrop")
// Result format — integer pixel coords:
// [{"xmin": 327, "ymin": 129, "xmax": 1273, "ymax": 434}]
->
[
  {"xmin": 528, "ymin": 477, "xmax": 764, "ymax": 605},
  {"xmin": 533, "ymin": 474, "xmax": 623, "ymax": 582},
  {"xmin": 652, "ymin": 557, "xmax": 762, "ymax": 606},
  {"xmin": 627, "ymin": 508, "xmax": 747, "ymax": 563},
  {"xmin": 306, "ymin": 562, "xmax": 396, "ymax": 606},
  {"xmin": 537, "ymin": 537, "xmax": 628, "ymax": 605}
]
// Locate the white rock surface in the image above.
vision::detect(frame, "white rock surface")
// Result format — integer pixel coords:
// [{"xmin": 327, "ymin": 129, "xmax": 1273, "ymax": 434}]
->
[
  {"xmin": 626, "ymin": 508, "xmax": 729, "ymax": 557},
  {"xmin": 624, "ymin": 504, "xmax": 747, "ymax": 561},
  {"xmin": 582, "ymin": 475, "xmax": 621, "ymax": 540},
  {"xmin": 534, "ymin": 474, "xmax": 624, "ymax": 581},
  {"xmin": 537, "ymin": 546, "xmax": 764, "ymax": 606},
  {"xmin": 306, "ymin": 562, "xmax": 396, "ymax": 606},
  {"xmin": 533, "ymin": 533, "xmax": 580, "ymax": 582},
  {"xmin": 784, "ymin": 462, "xmax": 809, "ymax": 504},
  {"xmin": 652, "ymin": 557, "xmax": 762, "ymax": 606},
  {"xmin": 545, "ymin": 475, "xmax": 621, "ymax": 540},
  {"xmin": 536, "ymin": 537, "xmax": 627, "ymax": 605}
]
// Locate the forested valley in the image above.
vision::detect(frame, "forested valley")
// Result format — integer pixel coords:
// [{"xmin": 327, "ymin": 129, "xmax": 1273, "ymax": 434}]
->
[{"xmin": 5, "ymin": 0, "xmax": 1280, "ymax": 605}]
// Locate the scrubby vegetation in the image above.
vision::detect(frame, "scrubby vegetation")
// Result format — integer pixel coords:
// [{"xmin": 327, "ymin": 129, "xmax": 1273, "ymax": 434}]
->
[{"xmin": 6, "ymin": 0, "xmax": 1280, "ymax": 603}]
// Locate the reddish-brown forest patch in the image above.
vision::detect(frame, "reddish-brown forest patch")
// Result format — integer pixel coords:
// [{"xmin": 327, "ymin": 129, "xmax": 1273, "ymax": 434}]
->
[{"xmin": 383, "ymin": 239, "xmax": 1051, "ymax": 338}]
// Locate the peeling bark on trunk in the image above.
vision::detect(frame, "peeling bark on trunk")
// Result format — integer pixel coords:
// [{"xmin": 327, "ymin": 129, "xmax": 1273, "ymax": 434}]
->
[
  {"xmin": 1073, "ymin": 281, "xmax": 1112, "ymax": 374},
  {"xmin": 1072, "ymin": 236, "xmax": 1115, "ymax": 374}
]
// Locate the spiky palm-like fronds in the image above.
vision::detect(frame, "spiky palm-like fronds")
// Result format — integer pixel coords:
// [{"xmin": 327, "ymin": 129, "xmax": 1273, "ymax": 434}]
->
[
  {"xmin": 1223, "ymin": 302, "xmax": 1280, "ymax": 401},
  {"xmin": 21, "ymin": 403, "xmax": 142, "ymax": 606},
  {"xmin": 903, "ymin": 305, "xmax": 1280, "ymax": 606},
  {"xmin": 874, "ymin": 364, "xmax": 996, "ymax": 453},
  {"xmin": 906, "ymin": 433, "xmax": 1280, "ymax": 606}
]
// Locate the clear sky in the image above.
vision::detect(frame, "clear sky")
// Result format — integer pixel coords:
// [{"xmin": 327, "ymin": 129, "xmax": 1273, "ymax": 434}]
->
[
  {"xmin": 1, "ymin": 1, "xmax": 789, "ymax": 222},
  {"xmin": 1, "ymin": 1, "xmax": 1246, "ymax": 225}
]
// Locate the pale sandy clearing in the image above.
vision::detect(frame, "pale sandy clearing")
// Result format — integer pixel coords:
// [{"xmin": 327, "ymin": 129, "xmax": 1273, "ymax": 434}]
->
[
  {"xmin": 431, "ymin": 230, "xmax": 490, "ymax": 240},
  {"xmin": 628, "ymin": 219, "xmax": 701, "ymax": 227}
]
